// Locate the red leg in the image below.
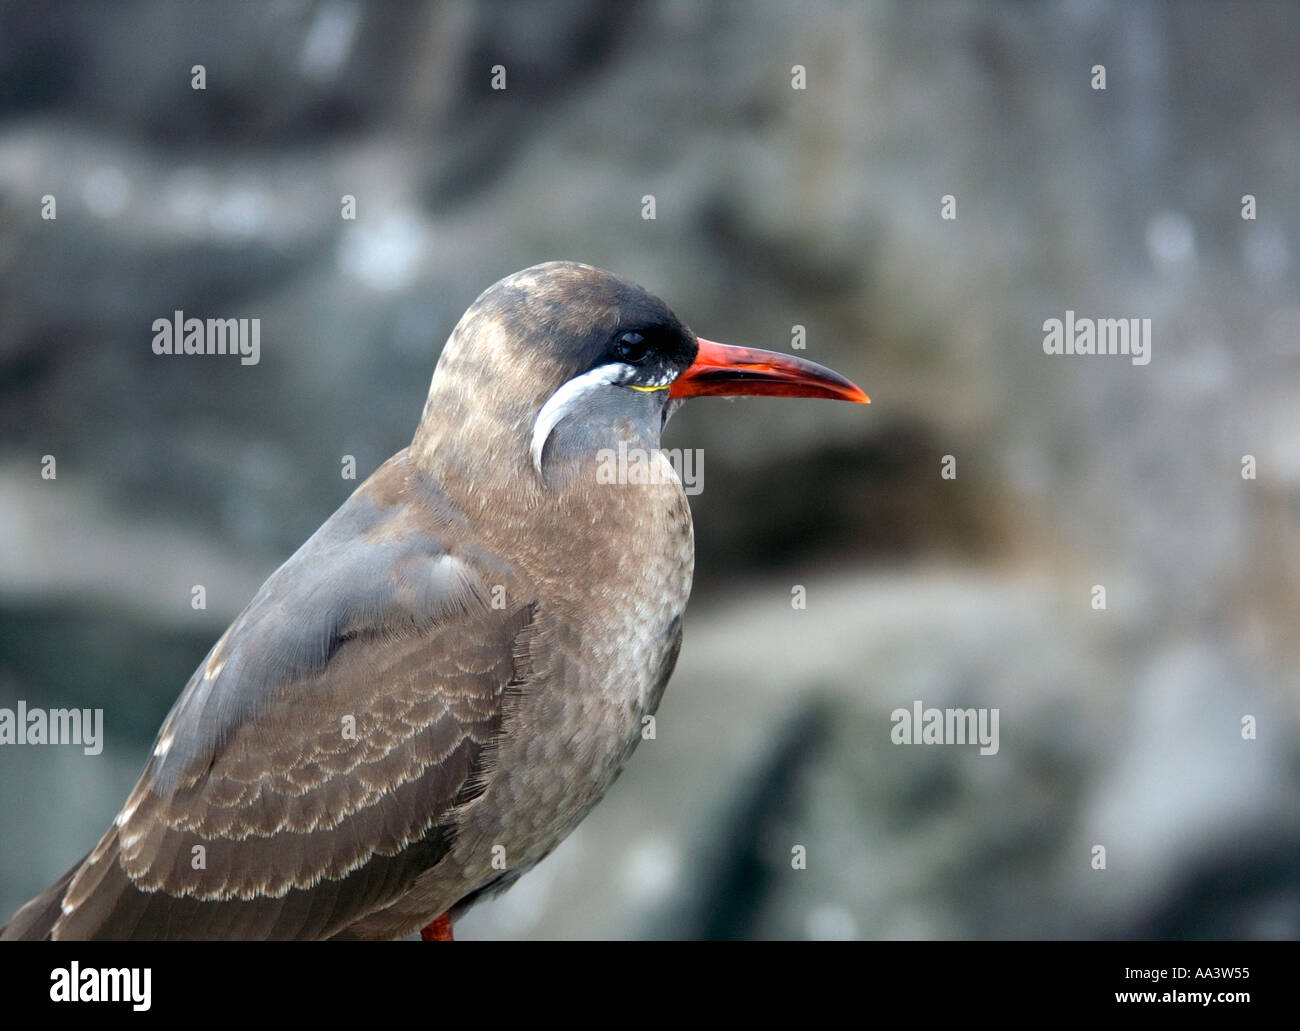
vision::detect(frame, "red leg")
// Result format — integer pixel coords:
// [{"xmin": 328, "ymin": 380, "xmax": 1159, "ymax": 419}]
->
[{"xmin": 420, "ymin": 913, "xmax": 454, "ymax": 941}]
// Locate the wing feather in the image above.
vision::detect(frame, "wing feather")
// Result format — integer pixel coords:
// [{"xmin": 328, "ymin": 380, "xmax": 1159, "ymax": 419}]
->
[{"xmin": 2, "ymin": 452, "xmax": 540, "ymax": 940}]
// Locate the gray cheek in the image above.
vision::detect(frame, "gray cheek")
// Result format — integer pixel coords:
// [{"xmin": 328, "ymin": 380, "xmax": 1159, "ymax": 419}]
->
[{"xmin": 537, "ymin": 389, "xmax": 668, "ymax": 481}]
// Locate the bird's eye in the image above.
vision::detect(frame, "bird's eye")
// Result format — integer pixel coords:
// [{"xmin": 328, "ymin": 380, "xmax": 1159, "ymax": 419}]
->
[{"xmin": 616, "ymin": 331, "xmax": 650, "ymax": 363}]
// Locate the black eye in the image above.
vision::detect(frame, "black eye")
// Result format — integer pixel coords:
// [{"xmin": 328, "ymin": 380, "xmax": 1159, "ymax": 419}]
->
[{"xmin": 615, "ymin": 331, "xmax": 650, "ymax": 363}]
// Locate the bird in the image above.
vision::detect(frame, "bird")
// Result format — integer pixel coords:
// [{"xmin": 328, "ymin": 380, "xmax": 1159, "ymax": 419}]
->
[{"xmin": 3, "ymin": 261, "xmax": 868, "ymax": 940}]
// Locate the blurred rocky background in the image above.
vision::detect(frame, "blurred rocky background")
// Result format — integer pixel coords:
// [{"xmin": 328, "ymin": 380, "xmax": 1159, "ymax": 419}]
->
[{"xmin": 1, "ymin": 0, "xmax": 1298, "ymax": 939}]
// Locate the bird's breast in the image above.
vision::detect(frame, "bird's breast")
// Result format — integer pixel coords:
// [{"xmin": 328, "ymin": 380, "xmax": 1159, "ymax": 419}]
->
[{"xmin": 443, "ymin": 473, "xmax": 694, "ymax": 903}]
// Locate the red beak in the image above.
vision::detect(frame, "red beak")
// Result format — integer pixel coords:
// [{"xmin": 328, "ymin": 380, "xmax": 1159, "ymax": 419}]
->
[{"xmin": 669, "ymin": 338, "xmax": 869, "ymax": 403}]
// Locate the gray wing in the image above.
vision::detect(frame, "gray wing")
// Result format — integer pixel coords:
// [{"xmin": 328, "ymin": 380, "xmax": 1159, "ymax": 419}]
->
[{"xmin": 3, "ymin": 452, "xmax": 539, "ymax": 940}]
